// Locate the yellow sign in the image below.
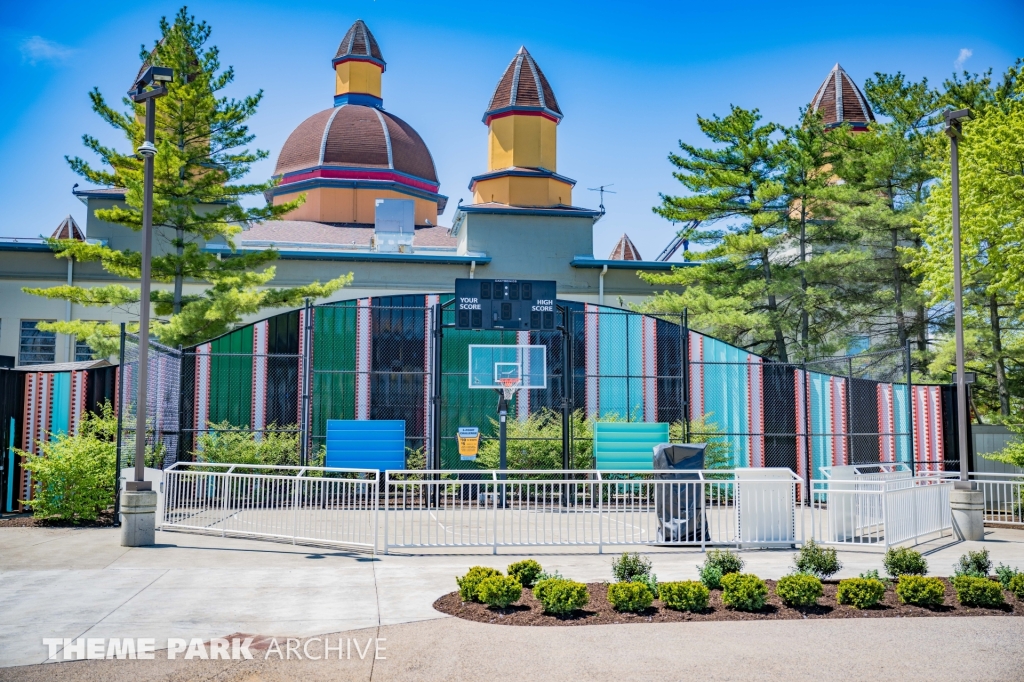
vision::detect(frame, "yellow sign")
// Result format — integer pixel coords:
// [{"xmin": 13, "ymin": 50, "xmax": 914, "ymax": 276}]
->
[{"xmin": 458, "ymin": 427, "xmax": 480, "ymax": 459}]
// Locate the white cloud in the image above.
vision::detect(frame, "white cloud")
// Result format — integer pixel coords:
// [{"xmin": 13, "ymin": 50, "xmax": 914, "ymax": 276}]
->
[
  {"xmin": 954, "ymin": 48, "xmax": 973, "ymax": 70},
  {"xmin": 19, "ymin": 36, "xmax": 74, "ymax": 65}
]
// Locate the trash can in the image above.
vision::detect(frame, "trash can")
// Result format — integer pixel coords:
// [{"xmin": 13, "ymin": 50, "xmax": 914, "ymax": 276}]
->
[{"xmin": 653, "ymin": 443, "xmax": 709, "ymax": 542}]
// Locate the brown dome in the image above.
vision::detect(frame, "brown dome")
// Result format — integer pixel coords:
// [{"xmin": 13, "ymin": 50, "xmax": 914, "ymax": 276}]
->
[
  {"xmin": 484, "ymin": 46, "xmax": 561, "ymax": 123},
  {"xmin": 810, "ymin": 63, "xmax": 875, "ymax": 128},
  {"xmin": 274, "ymin": 104, "xmax": 438, "ymax": 185}
]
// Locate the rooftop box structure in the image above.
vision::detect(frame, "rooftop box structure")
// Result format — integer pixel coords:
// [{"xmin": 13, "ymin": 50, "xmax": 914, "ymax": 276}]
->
[{"xmin": 374, "ymin": 199, "xmax": 414, "ymax": 252}]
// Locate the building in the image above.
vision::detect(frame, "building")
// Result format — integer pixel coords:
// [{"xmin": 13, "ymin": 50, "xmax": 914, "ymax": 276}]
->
[{"xmin": 0, "ymin": 19, "xmax": 683, "ymax": 366}]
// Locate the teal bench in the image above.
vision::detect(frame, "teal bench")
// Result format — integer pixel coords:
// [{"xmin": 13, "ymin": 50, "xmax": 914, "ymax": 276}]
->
[{"xmin": 593, "ymin": 422, "xmax": 670, "ymax": 470}]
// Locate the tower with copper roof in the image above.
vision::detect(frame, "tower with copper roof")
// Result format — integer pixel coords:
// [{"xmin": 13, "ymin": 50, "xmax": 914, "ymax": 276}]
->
[
  {"xmin": 470, "ymin": 47, "xmax": 575, "ymax": 208},
  {"xmin": 269, "ymin": 20, "xmax": 446, "ymax": 226},
  {"xmin": 809, "ymin": 63, "xmax": 875, "ymax": 131}
]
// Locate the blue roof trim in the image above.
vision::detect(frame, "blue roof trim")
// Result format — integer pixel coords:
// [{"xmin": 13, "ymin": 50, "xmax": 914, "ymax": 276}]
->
[
  {"xmin": 481, "ymin": 104, "xmax": 563, "ymax": 124},
  {"xmin": 204, "ymin": 243, "xmax": 489, "ymax": 265},
  {"xmin": 0, "ymin": 241, "xmax": 52, "ymax": 252},
  {"xmin": 570, "ymin": 257, "xmax": 695, "ymax": 271},
  {"xmin": 331, "ymin": 54, "xmax": 386, "ymax": 70},
  {"xmin": 468, "ymin": 167, "xmax": 576, "ymax": 190},
  {"xmin": 460, "ymin": 204, "xmax": 601, "ymax": 218},
  {"xmin": 333, "ymin": 92, "xmax": 383, "ymax": 108}
]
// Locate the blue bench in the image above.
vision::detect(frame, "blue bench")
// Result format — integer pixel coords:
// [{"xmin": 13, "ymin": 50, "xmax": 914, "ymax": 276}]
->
[{"xmin": 325, "ymin": 420, "xmax": 405, "ymax": 471}]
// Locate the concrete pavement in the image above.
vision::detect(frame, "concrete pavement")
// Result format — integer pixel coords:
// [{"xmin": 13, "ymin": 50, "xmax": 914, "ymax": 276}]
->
[{"xmin": 1, "ymin": 525, "xmax": 1023, "ymax": 677}]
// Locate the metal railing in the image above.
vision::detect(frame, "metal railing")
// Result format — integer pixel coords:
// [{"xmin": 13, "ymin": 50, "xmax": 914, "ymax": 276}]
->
[
  {"xmin": 809, "ymin": 475, "xmax": 953, "ymax": 548},
  {"xmin": 161, "ymin": 463, "xmax": 379, "ymax": 552},
  {"xmin": 969, "ymin": 473, "xmax": 1024, "ymax": 526},
  {"xmin": 382, "ymin": 469, "xmax": 803, "ymax": 554}
]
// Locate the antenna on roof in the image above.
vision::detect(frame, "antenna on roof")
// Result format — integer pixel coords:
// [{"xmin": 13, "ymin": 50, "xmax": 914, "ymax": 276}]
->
[{"xmin": 587, "ymin": 184, "xmax": 616, "ymax": 215}]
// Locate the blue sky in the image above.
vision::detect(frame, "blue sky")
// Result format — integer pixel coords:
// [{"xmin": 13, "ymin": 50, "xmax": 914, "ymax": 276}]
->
[{"xmin": 2, "ymin": 1, "xmax": 1022, "ymax": 259}]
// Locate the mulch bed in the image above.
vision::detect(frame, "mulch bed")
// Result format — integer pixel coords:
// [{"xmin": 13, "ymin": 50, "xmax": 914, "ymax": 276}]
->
[
  {"xmin": 0, "ymin": 509, "xmax": 116, "ymax": 528},
  {"xmin": 434, "ymin": 578, "xmax": 1024, "ymax": 626}
]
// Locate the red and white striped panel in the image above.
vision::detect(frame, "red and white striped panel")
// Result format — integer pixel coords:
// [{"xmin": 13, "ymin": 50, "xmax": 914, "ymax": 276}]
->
[
  {"xmin": 794, "ymin": 369, "xmax": 807, "ymax": 481},
  {"xmin": 355, "ymin": 299, "xmax": 372, "ymax": 420},
  {"xmin": 70, "ymin": 370, "xmax": 87, "ymax": 435},
  {"xmin": 584, "ymin": 304, "xmax": 599, "ymax": 418},
  {"xmin": 424, "ymin": 295, "xmax": 439, "ymax": 450},
  {"xmin": 877, "ymin": 384, "xmax": 897, "ymax": 463},
  {"xmin": 642, "ymin": 316, "xmax": 658, "ymax": 422},
  {"xmin": 688, "ymin": 331, "xmax": 704, "ymax": 421},
  {"xmin": 747, "ymin": 355, "xmax": 765, "ymax": 467},
  {"xmin": 913, "ymin": 385, "xmax": 945, "ymax": 472},
  {"xmin": 830, "ymin": 376, "xmax": 847, "ymax": 466},
  {"xmin": 252, "ymin": 321, "xmax": 269, "ymax": 432},
  {"xmin": 194, "ymin": 343, "xmax": 211, "ymax": 431},
  {"xmin": 516, "ymin": 330, "xmax": 531, "ymax": 421}
]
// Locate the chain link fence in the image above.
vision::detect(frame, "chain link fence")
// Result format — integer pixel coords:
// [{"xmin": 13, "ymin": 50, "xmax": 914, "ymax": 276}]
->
[{"xmin": 116, "ymin": 331, "xmax": 182, "ymax": 472}]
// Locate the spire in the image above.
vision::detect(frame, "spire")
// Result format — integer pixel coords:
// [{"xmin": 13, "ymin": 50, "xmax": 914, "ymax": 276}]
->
[
  {"xmin": 609, "ymin": 234, "xmax": 642, "ymax": 261},
  {"xmin": 51, "ymin": 215, "xmax": 85, "ymax": 241},
  {"xmin": 809, "ymin": 63, "xmax": 875, "ymax": 130},
  {"xmin": 333, "ymin": 20, "xmax": 386, "ymax": 107},
  {"xmin": 483, "ymin": 46, "xmax": 562, "ymax": 125},
  {"xmin": 333, "ymin": 19, "xmax": 385, "ymax": 70}
]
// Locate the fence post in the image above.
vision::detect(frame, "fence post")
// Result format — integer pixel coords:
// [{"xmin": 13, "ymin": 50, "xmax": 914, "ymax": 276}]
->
[
  {"xmin": 383, "ymin": 471, "xmax": 389, "ymax": 555},
  {"xmin": 597, "ymin": 472, "xmax": 603, "ymax": 554},
  {"xmin": 372, "ymin": 473, "xmax": 379, "ymax": 556},
  {"xmin": 114, "ymin": 323, "xmax": 126, "ymax": 526},
  {"xmin": 906, "ymin": 340, "xmax": 915, "ymax": 473},
  {"xmin": 300, "ymin": 299, "xmax": 312, "ymax": 467},
  {"xmin": 682, "ymin": 309, "xmax": 689, "ymax": 441},
  {"xmin": 292, "ymin": 472, "xmax": 301, "ymax": 545},
  {"xmin": 559, "ymin": 304, "xmax": 571, "ymax": 472},
  {"xmin": 802, "ymin": 362, "xmax": 811, "ymax": 504},
  {"xmin": 492, "ymin": 471, "xmax": 499, "ymax": 555}
]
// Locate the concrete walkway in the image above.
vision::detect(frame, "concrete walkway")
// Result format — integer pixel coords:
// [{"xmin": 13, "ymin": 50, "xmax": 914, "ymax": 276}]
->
[{"xmin": 2, "ymin": 526, "xmax": 1023, "ymax": 677}]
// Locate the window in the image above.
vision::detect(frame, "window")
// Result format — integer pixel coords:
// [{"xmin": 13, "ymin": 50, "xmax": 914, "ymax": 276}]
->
[
  {"xmin": 19, "ymin": 320, "xmax": 56, "ymax": 366},
  {"xmin": 75, "ymin": 337, "xmax": 94, "ymax": 362}
]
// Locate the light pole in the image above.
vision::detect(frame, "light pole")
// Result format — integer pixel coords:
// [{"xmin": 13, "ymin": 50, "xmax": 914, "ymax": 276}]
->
[
  {"xmin": 120, "ymin": 65, "xmax": 172, "ymax": 546},
  {"xmin": 944, "ymin": 108, "xmax": 973, "ymax": 489}
]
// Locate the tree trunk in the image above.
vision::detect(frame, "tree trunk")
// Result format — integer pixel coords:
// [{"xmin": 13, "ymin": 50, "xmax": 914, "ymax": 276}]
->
[
  {"xmin": 891, "ymin": 227, "xmax": 907, "ymax": 346},
  {"xmin": 990, "ymin": 294, "xmax": 1010, "ymax": 417},
  {"xmin": 761, "ymin": 248, "xmax": 789, "ymax": 363},
  {"xmin": 173, "ymin": 227, "xmax": 184, "ymax": 314},
  {"xmin": 799, "ymin": 202, "xmax": 809, "ymax": 359}
]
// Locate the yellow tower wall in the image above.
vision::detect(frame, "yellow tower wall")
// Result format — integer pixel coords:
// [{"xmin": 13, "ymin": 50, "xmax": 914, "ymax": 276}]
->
[
  {"xmin": 274, "ymin": 187, "xmax": 439, "ymax": 225},
  {"xmin": 487, "ymin": 114, "xmax": 557, "ymax": 171},
  {"xmin": 335, "ymin": 61, "xmax": 383, "ymax": 98},
  {"xmin": 472, "ymin": 175, "xmax": 572, "ymax": 207}
]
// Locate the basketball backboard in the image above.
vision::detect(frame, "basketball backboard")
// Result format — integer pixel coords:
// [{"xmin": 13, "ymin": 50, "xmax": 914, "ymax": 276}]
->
[{"xmin": 468, "ymin": 345, "xmax": 547, "ymax": 390}]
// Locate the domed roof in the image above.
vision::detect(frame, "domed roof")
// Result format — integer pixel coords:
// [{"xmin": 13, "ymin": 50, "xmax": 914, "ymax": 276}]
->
[
  {"xmin": 810, "ymin": 63, "xmax": 875, "ymax": 129},
  {"xmin": 333, "ymin": 19, "xmax": 385, "ymax": 70},
  {"xmin": 275, "ymin": 104, "xmax": 438, "ymax": 186},
  {"xmin": 484, "ymin": 46, "xmax": 562, "ymax": 124}
]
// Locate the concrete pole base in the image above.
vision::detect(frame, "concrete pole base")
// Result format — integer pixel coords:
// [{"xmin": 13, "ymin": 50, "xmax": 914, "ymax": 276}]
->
[
  {"xmin": 120, "ymin": 490, "xmax": 157, "ymax": 547},
  {"xmin": 950, "ymin": 489, "xmax": 985, "ymax": 541}
]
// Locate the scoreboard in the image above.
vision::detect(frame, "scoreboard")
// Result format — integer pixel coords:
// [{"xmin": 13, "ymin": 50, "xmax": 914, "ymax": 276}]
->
[{"xmin": 454, "ymin": 279, "xmax": 557, "ymax": 330}]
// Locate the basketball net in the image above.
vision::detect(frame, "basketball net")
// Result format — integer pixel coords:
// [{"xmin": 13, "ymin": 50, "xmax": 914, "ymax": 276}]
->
[{"xmin": 498, "ymin": 377, "xmax": 521, "ymax": 401}]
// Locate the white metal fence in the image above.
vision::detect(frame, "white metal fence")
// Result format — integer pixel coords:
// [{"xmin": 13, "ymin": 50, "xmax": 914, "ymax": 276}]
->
[
  {"xmin": 161, "ymin": 463, "xmax": 379, "ymax": 552},
  {"xmin": 970, "ymin": 473, "xmax": 1024, "ymax": 527},
  {"xmin": 382, "ymin": 469, "xmax": 803, "ymax": 554}
]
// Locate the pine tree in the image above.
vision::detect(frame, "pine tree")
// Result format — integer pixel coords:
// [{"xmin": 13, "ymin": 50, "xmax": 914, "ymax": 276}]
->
[{"xmin": 25, "ymin": 8, "xmax": 348, "ymax": 356}]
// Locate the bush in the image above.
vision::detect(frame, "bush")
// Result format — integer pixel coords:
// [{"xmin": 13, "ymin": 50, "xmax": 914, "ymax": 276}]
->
[
  {"xmin": 698, "ymin": 549, "xmax": 743, "ymax": 589},
  {"xmin": 533, "ymin": 578, "xmax": 590, "ymax": 615},
  {"xmin": 883, "ymin": 547, "xmax": 928, "ymax": 578},
  {"xmin": 477, "ymin": 409, "xmax": 597, "ymax": 470},
  {"xmin": 776, "ymin": 574, "xmax": 823, "ymax": 607},
  {"xmin": 607, "ymin": 582, "xmax": 654, "ymax": 613},
  {"xmin": 456, "ymin": 566, "xmax": 501, "ymax": 602},
  {"xmin": 19, "ymin": 402, "xmax": 119, "ymax": 522},
  {"xmin": 793, "ymin": 540, "xmax": 842, "ymax": 579},
  {"xmin": 1008, "ymin": 573, "xmax": 1024, "ymax": 600},
  {"xmin": 612, "ymin": 552, "xmax": 652, "ymax": 582},
  {"xmin": 995, "ymin": 563, "xmax": 1021, "ymax": 590},
  {"xmin": 953, "ymin": 576, "xmax": 1005, "ymax": 608},
  {"xmin": 720, "ymin": 573, "xmax": 768, "ymax": 612},
  {"xmin": 477, "ymin": 575, "xmax": 522, "ymax": 608},
  {"xmin": 507, "ymin": 560, "xmax": 543, "ymax": 588},
  {"xmin": 659, "ymin": 581, "xmax": 710, "ymax": 612},
  {"xmin": 837, "ymin": 578, "xmax": 886, "ymax": 609},
  {"xmin": 896, "ymin": 576, "xmax": 946, "ymax": 607},
  {"xmin": 193, "ymin": 421, "xmax": 312, "ymax": 466},
  {"xmin": 953, "ymin": 549, "xmax": 992, "ymax": 579},
  {"xmin": 859, "ymin": 569, "xmax": 888, "ymax": 583}
]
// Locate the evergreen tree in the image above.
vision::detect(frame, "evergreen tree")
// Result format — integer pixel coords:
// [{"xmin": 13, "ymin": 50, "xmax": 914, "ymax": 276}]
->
[{"xmin": 25, "ymin": 8, "xmax": 348, "ymax": 356}]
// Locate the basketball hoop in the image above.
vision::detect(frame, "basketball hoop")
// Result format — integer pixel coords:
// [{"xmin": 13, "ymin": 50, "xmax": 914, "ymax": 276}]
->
[{"xmin": 498, "ymin": 377, "xmax": 521, "ymax": 401}]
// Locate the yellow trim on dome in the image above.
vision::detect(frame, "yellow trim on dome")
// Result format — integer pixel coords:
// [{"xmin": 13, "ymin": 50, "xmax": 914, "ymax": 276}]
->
[
  {"xmin": 471, "ymin": 174, "xmax": 572, "ymax": 208},
  {"xmin": 335, "ymin": 61, "xmax": 383, "ymax": 98},
  {"xmin": 487, "ymin": 114, "xmax": 557, "ymax": 172}
]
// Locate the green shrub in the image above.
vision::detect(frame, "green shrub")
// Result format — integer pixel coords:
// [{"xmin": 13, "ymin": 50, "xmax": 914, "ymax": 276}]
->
[
  {"xmin": 193, "ymin": 421, "xmax": 311, "ymax": 466},
  {"xmin": 535, "ymin": 569, "xmax": 565, "ymax": 582},
  {"xmin": 896, "ymin": 576, "xmax": 946, "ymax": 607},
  {"xmin": 776, "ymin": 574, "xmax": 823, "ymax": 607},
  {"xmin": 883, "ymin": 547, "xmax": 928, "ymax": 578},
  {"xmin": 456, "ymin": 566, "xmax": 501, "ymax": 602},
  {"xmin": 1008, "ymin": 573, "xmax": 1024, "ymax": 600},
  {"xmin": 953, "ymin": 549, "xmax": 992, "ymax": 579},
  {"xmin": 477, "ymin": 409, "xmax": 597, "ymax": 470},
  {"xmin": 612, "ymin": 552, "xmax": 652, "ymax": 582},
  {"xmin": 837, "ymin": 578, "xmax": 886, "ymax": 609},
  {"xmin": 477, "ymin": 575, "xmax": 522, "ymax": 608},
  {"xmin": 607, "ymin": 582, "xmax": 654, "ymax": 613},
  {"xmin": 995, "ymin": 563, "xmax": 1021, "ymax": 590},
  {"xmin": 19, "ymin": 402, "xmax": 120, "ymax": 522},
  {"xmin": 721, "ymin": 573, "xmax": 768, "ymax": 612},
  {"xmin": 859, "ymin": 569, "xmax": 888, "ymax": 583},
  {"xmin": 507, "ymin": 560, "xmax": 544, "ymax": 588},
  {"xmin": 659, "ymin": 581, "xmax": 710, "ymax": 612},
  {"xmin": 793, "ymin": 540, "xmax": 842, "ymax": 579},
  {"xmin": 698, "ymin": 549, "xmax": 743, "ymax": 589},
  {"xmin": 533, "ymin": 578, "xmax": 590, "ymax": 615},
  {"xmin": 953, "ymin": 576, "xmax": 1005, "ymax": 608}
]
